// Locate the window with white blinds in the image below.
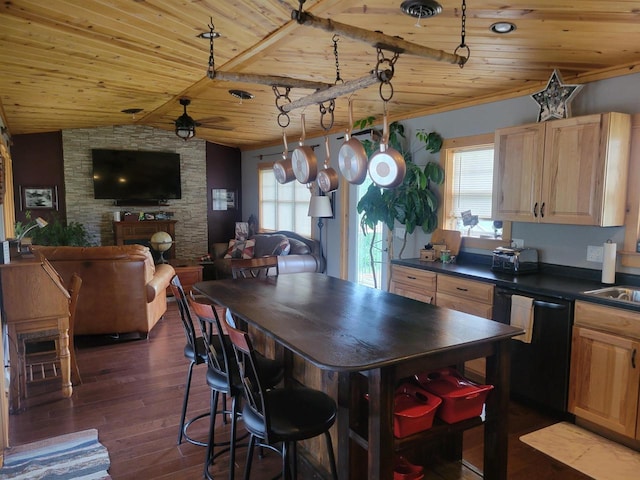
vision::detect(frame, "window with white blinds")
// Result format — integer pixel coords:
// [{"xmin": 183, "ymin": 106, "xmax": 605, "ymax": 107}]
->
[
  {"xmin": 452, "ymin": 147, "xmax": 494, "ymax": 219},
  {"xmin": 259, "ymin": 166, "xmax": 311, "ymax": 236},
  {"xmin": 447, "ymin": 144, "xmax": 499, "ymax": 238}
]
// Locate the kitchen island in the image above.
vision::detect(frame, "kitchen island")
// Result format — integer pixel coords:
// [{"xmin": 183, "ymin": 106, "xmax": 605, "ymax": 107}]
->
[{"xmin": 195, "ymin": 273, "xmax": 522, "ymax": 479}]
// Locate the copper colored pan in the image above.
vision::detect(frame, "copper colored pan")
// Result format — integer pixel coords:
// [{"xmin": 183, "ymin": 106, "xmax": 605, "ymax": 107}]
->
[
  {"xmin": 273, "ymin": 130, "xmax": 295, "ymax": 184},
  {"xmin": 368, "ymin": 109, "xmax": 406, "ymax": 188},
  {"xmin": 317, "ymin": 136, "xmax": 339, "ymax": 193},
  {"xmin": 338, "ymin": 100, "xmax": 368, "ymax": 184},
  {"xmin": 292, "ymin": 114, "xmax": 318, "ymax": 183}
]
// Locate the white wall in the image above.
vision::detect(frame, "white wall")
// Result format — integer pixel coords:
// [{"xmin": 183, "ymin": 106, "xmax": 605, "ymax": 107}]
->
[{"xmin": 241, "ymin": 72, "xmax": 640, "ymax": 277}]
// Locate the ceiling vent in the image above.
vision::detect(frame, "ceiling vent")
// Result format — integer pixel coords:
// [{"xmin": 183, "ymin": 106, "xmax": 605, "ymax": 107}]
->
[{"xmin": 400, "ymin": 0, "xmax": 443, "ymax": 19}]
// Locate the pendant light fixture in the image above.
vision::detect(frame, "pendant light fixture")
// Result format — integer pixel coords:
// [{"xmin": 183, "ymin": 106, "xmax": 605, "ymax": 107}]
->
[{"xmin": 175, "ymin": 98, "xmax": 196, "ymax": 141}]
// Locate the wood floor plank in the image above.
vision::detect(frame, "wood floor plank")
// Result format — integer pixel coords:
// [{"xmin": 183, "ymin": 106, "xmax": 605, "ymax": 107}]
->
[{"xmin": 7, "ymin": 301, "xmax": 591, "ymax": 479}]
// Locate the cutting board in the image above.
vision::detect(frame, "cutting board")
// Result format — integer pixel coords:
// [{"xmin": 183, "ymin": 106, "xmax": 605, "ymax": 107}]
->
[{"xmin": 430, "ymin": 229, "xmax": 462, "ymax": 256}]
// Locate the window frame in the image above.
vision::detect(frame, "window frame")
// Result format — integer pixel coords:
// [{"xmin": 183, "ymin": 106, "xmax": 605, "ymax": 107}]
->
[
  {"xmin": 257, "ymin": 162, "xmax": 312, "ymax": 237},
  {"xmin": 439, "ymin": 133, "xmax": 512, "ymax": 251}
]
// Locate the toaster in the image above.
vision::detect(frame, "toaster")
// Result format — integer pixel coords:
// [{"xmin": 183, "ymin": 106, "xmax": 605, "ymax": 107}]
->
[{"xmin": 491, "ymin": 247, "xmax": 539, "ymax": 274}]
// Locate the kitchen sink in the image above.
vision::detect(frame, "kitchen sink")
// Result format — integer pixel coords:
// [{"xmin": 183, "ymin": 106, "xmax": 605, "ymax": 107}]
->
[{"xmin": 582, "ymin": 286, "xmax": 640, "ymax": 304}]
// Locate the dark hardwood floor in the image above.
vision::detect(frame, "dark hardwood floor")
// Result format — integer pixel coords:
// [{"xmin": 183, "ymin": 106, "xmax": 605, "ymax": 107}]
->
[{"xmin": 9, "ymin": 301, "xmax": 591, "ymax": 479}]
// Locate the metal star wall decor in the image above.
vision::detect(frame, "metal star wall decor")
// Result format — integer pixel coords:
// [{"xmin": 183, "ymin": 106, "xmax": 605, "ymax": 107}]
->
[{"xmin": 531, "ymin": 69, "xmax": 583, "ymax": 122}]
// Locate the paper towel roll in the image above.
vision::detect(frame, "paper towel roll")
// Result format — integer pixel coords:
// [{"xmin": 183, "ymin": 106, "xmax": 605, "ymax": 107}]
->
[
  {"xmin": 113, "ymin": 211, "xmax": 121, "ymax": 222},
  {"xmin": 601, "ymin": 240, "xmax": 616, "ymax": 284}
]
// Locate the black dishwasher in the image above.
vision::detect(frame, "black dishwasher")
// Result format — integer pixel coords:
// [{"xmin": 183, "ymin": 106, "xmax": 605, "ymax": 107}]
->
[{"xmin": 493, "ymin": 287, "xmax": 573, "ymax": 415}]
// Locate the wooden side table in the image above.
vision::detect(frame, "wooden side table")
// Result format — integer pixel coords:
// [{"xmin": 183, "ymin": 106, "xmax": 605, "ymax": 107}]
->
[{"xmin": 167, "ymin": 260, "xmax": 203, "ymax": 295}]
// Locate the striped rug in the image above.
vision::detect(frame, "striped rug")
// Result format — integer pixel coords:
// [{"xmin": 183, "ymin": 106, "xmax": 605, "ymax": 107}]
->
[{"xmin": 0, "ymin": 429, "xmax": 111, "ymax": 479}]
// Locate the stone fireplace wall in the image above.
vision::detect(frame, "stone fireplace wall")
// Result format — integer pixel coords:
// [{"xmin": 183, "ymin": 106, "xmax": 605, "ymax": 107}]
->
[{"xmin": 62, "ymin": 125, "xmax": 208, "ymax": 260}]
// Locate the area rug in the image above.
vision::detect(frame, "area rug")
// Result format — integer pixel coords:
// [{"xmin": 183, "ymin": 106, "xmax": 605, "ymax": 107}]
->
[
  {"xmin": 520, "ymin": 422, "xmax": 640, "ymax": 480},
  {"xmin": 0, "ymin": 428, "xmax": 111, "ymax": 479}
]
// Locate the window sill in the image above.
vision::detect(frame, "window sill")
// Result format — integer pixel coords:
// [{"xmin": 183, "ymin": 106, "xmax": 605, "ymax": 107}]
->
[{"xmin": 461, "ymin": 236, "xmax": 511, "ymax": 251}]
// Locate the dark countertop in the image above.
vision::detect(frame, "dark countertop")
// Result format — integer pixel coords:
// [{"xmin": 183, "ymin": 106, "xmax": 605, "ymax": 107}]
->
[{"xmin": 392, "ymin": 255, "xmax": 640, "ymax": 312}]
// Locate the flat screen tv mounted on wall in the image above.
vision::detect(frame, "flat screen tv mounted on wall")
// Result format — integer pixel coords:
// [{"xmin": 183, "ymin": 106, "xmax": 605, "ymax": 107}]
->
[{"xmin": 92, "ymin": 149, "xmax": 182, "ymax": 202}]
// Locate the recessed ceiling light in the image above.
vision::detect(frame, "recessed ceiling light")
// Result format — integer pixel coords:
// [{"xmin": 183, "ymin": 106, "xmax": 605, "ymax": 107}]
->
[
  {"xmin": 490, "ymin": 22, "xmax": 516, "ymax": 34},
  {"xmin": 197, "ymin": 31, "xmax": 221, "ymax": 39},
  {"xmin": 229, "ymin": 90, "xmax": 254, "ymax": 101}
]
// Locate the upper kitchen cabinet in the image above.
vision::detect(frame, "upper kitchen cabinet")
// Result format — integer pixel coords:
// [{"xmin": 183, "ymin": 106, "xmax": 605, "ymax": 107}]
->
[{"xmin": 493, "ymin": 112, "xmax": 631, "ymax": 226}]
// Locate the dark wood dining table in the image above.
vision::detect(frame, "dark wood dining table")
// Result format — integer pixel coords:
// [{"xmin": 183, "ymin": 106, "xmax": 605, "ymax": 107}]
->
[{"xmin": 195, "ymin": 272, "xmax": 522, "ymax": 479}]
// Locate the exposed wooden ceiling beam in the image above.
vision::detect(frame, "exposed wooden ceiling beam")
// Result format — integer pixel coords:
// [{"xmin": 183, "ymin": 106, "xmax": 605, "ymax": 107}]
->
[
  {"xmin": 292, "ymin": 10, "xmax": 467, "ymax": 66},
  {"xmin": 213, "ymin": 71, "xmax": 330, "ymax": 90},
  {"xmin": 280, "ymin": 71, "xmax": 381, "ymax": 112}
]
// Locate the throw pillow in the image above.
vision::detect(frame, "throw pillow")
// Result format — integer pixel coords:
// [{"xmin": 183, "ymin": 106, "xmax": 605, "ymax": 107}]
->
[
  {"xmin": 272, "ymin": 237, "xmax": 291, "ymax": 256},
  {"xmin": 224, "ymin": 239, "xmax": 255, "ymax": 259},
  {"xmin": 288, "ymin": 238, "xmax": 311, "ymax": 255},
  {"xmin": 253, "ymin": 234, "xmax": 288, "ymax": 257}
]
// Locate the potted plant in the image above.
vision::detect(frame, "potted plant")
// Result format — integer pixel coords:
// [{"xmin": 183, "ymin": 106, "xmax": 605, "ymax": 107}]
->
[
  {"xmin": 356, "ymin": 120, "xmax": 444, "ymax": 289},
  {"xmin": 28, "ymin": 213, "xmax": 90, "ymax": 246}
]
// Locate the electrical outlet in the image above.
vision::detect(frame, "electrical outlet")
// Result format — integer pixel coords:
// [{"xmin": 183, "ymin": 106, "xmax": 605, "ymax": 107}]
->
[
  {"xmin": 587, "ymin": 245, "xmax": 604, "ymax": 263},
  {"xmin": 511, "ymin": 238, "xmax": 524, "ymax": 248}
]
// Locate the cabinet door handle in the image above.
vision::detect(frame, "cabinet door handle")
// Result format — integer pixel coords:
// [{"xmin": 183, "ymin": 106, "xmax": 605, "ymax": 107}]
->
[
  {"xmin": 540, "ymin": 202, "xmax": 546, "ymax": 218},
  {"xmin": 633, "ymin": 349, "xmax": 637, "ymax": 369},
  {"xmin": 533, "ymin": 202, "xmax": 539, "ymax": 217},
  {"xmin": 456, "ymin": 287, "xmax": 469, "ymax": 292},
  {"xmin": 407, "ymin": 276, "xmax": 417, "ymax": 280}
]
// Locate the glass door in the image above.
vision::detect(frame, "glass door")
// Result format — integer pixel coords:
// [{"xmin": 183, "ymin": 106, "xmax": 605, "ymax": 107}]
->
[{"xmin": 353, "ymin": 177, "xmax": 385, "ymax": 289}]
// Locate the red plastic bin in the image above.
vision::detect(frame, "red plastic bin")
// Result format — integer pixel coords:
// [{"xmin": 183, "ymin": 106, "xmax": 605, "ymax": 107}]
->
[
  {"xmin": 393, "ymin": 383, "xmax": 441, "ymax": 438},
  {"xmin": 415, "ymin": 368, "xmax": 493, "ymax": 424},
  {"xmin": 394, "ymin": 456, "xmax": 424, "ymax": 480}
]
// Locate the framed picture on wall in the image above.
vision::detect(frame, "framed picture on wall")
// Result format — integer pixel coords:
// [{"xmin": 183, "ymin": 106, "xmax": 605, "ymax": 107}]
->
[
  {"xmin": 226, "ymin": 190, "xmax": 236, "ymax": 209},
  {"xmin": 21, "ymin": 185, "xmax": 58, "ymax": 210},
  {"xmin": 212, "ymin": 188, "xmax": 227, "ymax": 210}
]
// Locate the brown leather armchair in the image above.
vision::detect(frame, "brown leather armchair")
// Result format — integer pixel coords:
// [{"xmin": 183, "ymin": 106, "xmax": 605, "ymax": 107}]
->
[{"xmin": 32, "ymin": 245, "xmax": 175, "ymax": 337}]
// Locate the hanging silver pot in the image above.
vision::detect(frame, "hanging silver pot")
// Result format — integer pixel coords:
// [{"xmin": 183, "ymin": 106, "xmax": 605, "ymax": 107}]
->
[
  {"xmin": 273, "ymin": 130, "xmax": 295, "ymax": 184},
  {"xmin": 292, "ymin": 114, "xmax": 318, "ymax": 183},
  {"xmin": 338, "ymin": 99, "xmax": 368, "ymax": 184},
  {"xmin": 368, "ymin": 109, "xmax": 406, "ymax": 188},
  {"xmin": 318, "ymin": 136, "xmax": 339, "ymax": 193}
]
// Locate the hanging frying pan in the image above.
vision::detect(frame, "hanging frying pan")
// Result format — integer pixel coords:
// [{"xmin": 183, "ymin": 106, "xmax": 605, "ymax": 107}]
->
[
  {"xmin": 338, "ymin": 99, "xmax": 368, "ymax": 184},
  {"xmin": 292, "ymin": 114, "xmax": 318, "ymax": 183},
  {"xmin": 317, "ymin": 136, "xmax": 339, "ymax": 193},
  {"xmin": 273, "ymin": 130, "xmax": 295, "ymax": 184},
  {"xmin": 368, "ymin": 108, "xmax": 406, "ymax": 188}
]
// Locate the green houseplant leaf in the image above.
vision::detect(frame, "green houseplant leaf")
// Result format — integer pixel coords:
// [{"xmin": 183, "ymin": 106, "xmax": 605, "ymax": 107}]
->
[
  {"xmin": 356, "ymin": 120, "xmax": 445, "ymax": 286},
  {"xmin": 31, "ymin": 216, "xmax": 90, "ymax": 246}
]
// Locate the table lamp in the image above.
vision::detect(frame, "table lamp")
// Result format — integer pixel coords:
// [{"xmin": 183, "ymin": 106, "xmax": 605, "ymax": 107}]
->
[
  {"xmin": 17, "ymin": 217, "xmax": 48, "ymax": 253},
  {"xmin": 308, "ymin": 195, "xmax": 332, "ymax": 271}
]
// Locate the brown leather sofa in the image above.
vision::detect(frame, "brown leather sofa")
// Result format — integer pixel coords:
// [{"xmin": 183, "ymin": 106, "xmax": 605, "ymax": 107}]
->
[{"xmin": 32, "ymin": 245, "xmax": 175, "ymax": 337}]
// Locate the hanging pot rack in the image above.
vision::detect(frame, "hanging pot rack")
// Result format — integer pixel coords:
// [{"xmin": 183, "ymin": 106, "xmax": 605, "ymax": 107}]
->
[
  {"xmin": 203, "ymin": 0, "xmax": 468, "ymax": 115},
  {"xmin": 279, "ymin": 71, "xmax": 382, "ymax": 113},
  {"xmin": 290, "ymin": 10, "xmax": 467, "ymax": 68},
  {"xmin": 212, "ymin": 71, "xmax": 331, "ymax": 91}
]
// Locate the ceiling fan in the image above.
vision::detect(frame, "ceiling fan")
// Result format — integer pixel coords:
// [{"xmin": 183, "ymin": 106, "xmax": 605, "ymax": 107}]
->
[{"xmin": 173, "ymin": 98, "xmax": 233, "ymax": 141}]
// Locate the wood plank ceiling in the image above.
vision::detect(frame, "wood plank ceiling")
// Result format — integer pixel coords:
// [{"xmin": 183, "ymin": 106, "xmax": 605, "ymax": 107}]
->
[{"xmin": 1, "ymin": 0, "xmax": 639, "ymax": 150}]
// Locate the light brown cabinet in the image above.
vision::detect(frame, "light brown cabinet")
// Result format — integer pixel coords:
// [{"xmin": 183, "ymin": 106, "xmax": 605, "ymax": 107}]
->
[
  {"xmin": 493, "ymin": 112, "xmax": 631, "ymax": 226},
  {"xmin": 389, "ymin": 264, "xmax": 436, "ymax": 304},
  {"xmin": 436, "ymin": 274, "xmax": 495, "ymax": 380},
  {"xmin": 569, "ymin": 301, "xmax": 640, "ymax": 439},
  {"xmin": 436, "ymin": 274, "xmax": 494, "ymax": 319},
  {"xmin": 390, "ymin": 266, "xmax": 495, "ymax": 381}
]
